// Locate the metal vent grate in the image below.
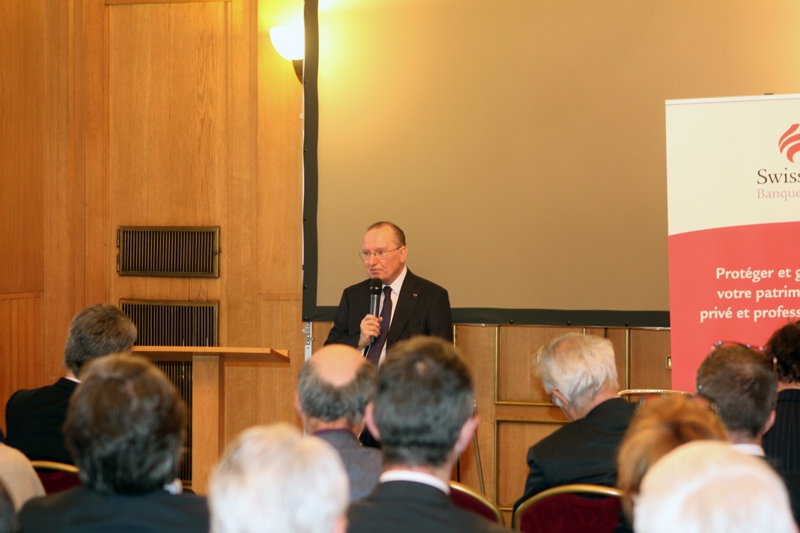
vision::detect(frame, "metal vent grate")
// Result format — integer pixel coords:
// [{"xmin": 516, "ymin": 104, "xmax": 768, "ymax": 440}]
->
[
  {"xmin": 117, "ymin": 226, "xmax": 220, "ymax": 277},
  {"xmin": 121, "ymin": 300, "xmax": 219, "ymax": 347},
  {"xmin": 153, "ymin": 361, "xmax": 192, "ymax": 484}
]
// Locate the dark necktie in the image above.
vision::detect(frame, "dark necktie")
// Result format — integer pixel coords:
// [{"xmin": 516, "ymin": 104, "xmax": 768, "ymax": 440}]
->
[{"xmin": 367, "ymin": 286, "xmax": 393, "ymax": 366}]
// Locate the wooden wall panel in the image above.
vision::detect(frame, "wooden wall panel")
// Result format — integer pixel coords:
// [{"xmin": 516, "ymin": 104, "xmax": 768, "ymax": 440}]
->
[
  {"xmin": 108, "ymin": 4, "xmax": 228, "ymax": 228},
  {"xmin": 224, "ymin": 297, "xmax": 304, "ymax": 445},
  {"xmin": 42, "ymin": 0, "xmax": 83, "ymax": 384},
  {"xmin": 108, "ymin": 2, "xmax": 229, "ymax": 322},
  {"xmin": 0, "ymin": 1, "xmax": 46, "ymax": 296},
  {"xmin": 455, "ymin": 326, "xmax": 498, "ymax": 499},
  {"xmin": 82, "ymin": 0, "xmax": 112, "ymax": 308},
  {"xmin": 496, "ymin": 420, "xmax": 566, "ymax": 508},
  {"xmin": 257, "ymin": 0, "xmax": 303, "ymax": 298},
  {"xmin": 0, "ymin": 295, "xmax": 44, "ymax": 431},
  {"xmin": 498, "ymin": 326, "xmax": 581, "ymax": 403},
  {"xmin": 312, "ymin": 322, "xmax": 334, "ymax": 353},
  {"xmin": 0, "ymin": 0, "xmax": 47, "ymax": 416},
  {"xmin": 630, "ymin": 328, "xmax": 672, "ymax": 390}
]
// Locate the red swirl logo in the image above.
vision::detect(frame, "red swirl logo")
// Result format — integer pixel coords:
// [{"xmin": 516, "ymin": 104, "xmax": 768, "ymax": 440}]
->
[{"xmin": 779, "ymin": 124, "xmax": 800, "ymax": 162}]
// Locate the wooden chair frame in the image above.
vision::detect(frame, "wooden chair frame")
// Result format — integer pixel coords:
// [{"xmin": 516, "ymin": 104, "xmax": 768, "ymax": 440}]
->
[
  {"xmin": 30, "ymin": 461, "xmax": 79, "ymax": 474},
  {"xmin": 449, "ymin": 480, "xmax": 504, "ymax": 525}
]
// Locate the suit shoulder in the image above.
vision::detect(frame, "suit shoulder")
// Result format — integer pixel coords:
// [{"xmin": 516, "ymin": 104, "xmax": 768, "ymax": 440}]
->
[
  {"xmin": 343, "ymin": 279, "xmax": 372, "ymax": 293},
  {"xmin": 405, "ymin": 271, "xmax": 449, "ymax": 294}
]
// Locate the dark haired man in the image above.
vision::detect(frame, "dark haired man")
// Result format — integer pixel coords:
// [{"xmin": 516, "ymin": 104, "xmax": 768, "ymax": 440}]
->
[
  {"xmin": 697, "ymin": 343, "xmax": 800, "ymax": 523},
  {"xmin": 696, "ymin": 344, "xmax": 777, "ymax": 454},
  {"xmin": 347, "ymin": 337, "xmax": 509, "ymax": 533},
  {"xmin": 763, "ymin": 321, "xmax": 800, "ymax": 472},
  {"xmin": 325, "ymin": 221, "xmax": 452, "ymax": 367},
  {"xmin": 5, "ymin": 303, "xmax": 137, "ymax": 463},
  {"xmin": 19, "ymin": 354, "xmax": 209, "ymax": 533},
  {"xmin": 296, "ymin": 344, "xmax": 381, "ymax": 500}
]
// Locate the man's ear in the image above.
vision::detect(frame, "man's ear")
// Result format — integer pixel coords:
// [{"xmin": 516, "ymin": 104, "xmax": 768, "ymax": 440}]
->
[
  {"xmin": 761, "ymin": 409, "xmax": 777, "ymax": 437},
  {"xmin": 294, "ymin": 391, "xmax": 304, "ymax": 418},
  {"xmin": 453, "ymin": 416, "xmax": 480, "ymax": 456},
  {"xmin": 551, "ymin": 390, "xmax": 577, "ymax": 422},
  {"xmin": 364, "ymin": 403, "xmax": 381, "ymax": 441}
]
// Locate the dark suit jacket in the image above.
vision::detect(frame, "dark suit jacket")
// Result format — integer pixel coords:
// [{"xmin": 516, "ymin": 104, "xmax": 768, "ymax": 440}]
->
[
  {"xmin": 348, "ymin": 480, "xmax": 510, "ymax": 533},
  {"xmin": 777, "ymin": 469, "xmax": 800, "ymax": 526},
  {"xmin": 513, "ymin": 397, "xmax": 636, "ymax": 512},
  {"xmin": 764, "ymin": 389, "xmax": 800, "ymax": 473},
  {"xmin": 5, "ymin": 378, "xmax": 78, "ymax": 463},
  {"xmin": 314, "ymin": 429, "xmax": 382, "ymax": 501},
  {"xmin": 325, "ymin": 270, "xmax": 453, "ymax": 349},
  {"xmin": 19, "ymin": 486, "xmax": 209, "ymax": 533}
]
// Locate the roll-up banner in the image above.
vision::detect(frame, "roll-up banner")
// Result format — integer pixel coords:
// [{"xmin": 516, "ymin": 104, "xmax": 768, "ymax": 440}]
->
[{"xmin": 667, "ymin": 94, "xmax": 800, "ymax": 392}]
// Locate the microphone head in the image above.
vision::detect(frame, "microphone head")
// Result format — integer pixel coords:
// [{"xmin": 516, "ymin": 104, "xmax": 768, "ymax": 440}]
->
[{"xmin": 369, "ymin": 278, "xmax": 382, "ymax": 295}]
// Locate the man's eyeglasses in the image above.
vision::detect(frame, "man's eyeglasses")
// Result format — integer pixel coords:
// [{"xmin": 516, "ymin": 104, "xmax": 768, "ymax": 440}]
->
[
  {"xmin": 709, "ymin": 340, "xmax": 776, "ymax": 370},
  {"xmin": 358, "ymin": 247, "xmax": 403, "ymax": 261},
  {"xmin": 711, "ymin": 340, "xmax": 766, "ymax": 353}
]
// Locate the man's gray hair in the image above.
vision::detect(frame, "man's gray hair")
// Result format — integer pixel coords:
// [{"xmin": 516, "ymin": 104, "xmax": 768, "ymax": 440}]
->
[
  {"xmin": 209, "ymin": 424, "xmax": 348, "ymax": 533},
  {"xmin": 63, "ymin": 304, "xmax": 137, "ymax": 376},
  {"xmin": 635, "ymin": 441, "xmax": 795, "ymax": 533},
  {"xmin": 536, "ymin": 333, "xmax": 618, "ymax": 410},
  {"xmin": 297, "ymin": 357, "xmax": 376, "ymax": 426}
]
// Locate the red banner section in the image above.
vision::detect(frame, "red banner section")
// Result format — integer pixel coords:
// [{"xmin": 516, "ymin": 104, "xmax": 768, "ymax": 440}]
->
[{"xmin": 668, "ymin": 220, "xmax": 800, "ymax": 391}]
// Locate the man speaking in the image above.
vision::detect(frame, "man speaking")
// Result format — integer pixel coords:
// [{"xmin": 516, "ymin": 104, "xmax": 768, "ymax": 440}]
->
[{"xmin": 325, "ymin": 221, "xmax": 453, "ymax": 365}]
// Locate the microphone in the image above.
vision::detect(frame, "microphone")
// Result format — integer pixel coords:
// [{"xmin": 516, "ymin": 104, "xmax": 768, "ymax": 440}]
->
[{"xmin": 369, "ymin": 278, "xmax": 382, "ymax": 343}]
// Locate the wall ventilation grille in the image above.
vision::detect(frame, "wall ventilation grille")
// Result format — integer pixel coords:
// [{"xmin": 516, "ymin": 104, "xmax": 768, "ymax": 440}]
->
[
  {"xmin": 120, "ymin": 300, "xmax": 219, "ymax": 347},
  {"xmin": 153, "ymin": 361, "xmax": 193, "ymax": 484},
  {"xmin": 117, "ymin": 226, "xmax": 220, "ymax": 277}
]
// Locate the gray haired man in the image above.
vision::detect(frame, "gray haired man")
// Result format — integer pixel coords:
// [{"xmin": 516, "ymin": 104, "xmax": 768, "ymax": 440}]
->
[
  {"xmin": 296, "ymin": 344, "xmax": 381, "ymax": 500},
  {"xmin": 514, "ymin": 333, "xmax": 635, "ymax": 511}
]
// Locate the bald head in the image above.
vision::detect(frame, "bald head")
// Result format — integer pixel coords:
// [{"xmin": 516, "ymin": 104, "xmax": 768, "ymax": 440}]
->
[
  {"xmin": 311, "ymin": 344, "xmax": 368, "ymax": 387},
  {"xmin": 297, "ymin": 345, "xmax": 377, "ymax": 433}
]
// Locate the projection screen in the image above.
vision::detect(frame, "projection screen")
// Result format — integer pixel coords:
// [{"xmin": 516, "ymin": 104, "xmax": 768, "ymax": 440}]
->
[{"xmin": 301, "ymin": 0, "xmax": 800, "ymax": 327}]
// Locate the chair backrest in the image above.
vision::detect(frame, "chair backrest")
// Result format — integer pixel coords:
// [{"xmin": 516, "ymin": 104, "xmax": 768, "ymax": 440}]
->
[
  {"xmin": 449, "ymin": 480, "xmax": 504, "ymax": 525},
  {"xmin": 618, "ymin": 389, "xmax": 692, "ymax": 405},
  {"xmin": 31, "ymin": 461, "xmax": 81, "ymax": 494},
  {"xmin": 513, "ymin": 484, "xmax": 623, "ymax": 533}
]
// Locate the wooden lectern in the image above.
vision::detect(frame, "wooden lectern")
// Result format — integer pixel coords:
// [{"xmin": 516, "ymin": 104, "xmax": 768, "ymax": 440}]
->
[{"xmin": 133, "ymin": 346, "xmax": 290, "ymax": 493}]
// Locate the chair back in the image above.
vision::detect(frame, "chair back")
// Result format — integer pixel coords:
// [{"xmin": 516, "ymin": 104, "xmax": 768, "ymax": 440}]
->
[
  {"xmin": 31, "ymin": 461, "xmax": 81, "ymax": 494},
  {"xmin": 513, "ymin": 484, "xmax": 622, "ymax": 533},
  {"xmin": 449, "ymin": 481, "xmax": 504, "ymax": 525},
  {"xmin": 618, "ymin": 389, "xmax": 692, "ymax": 405}
]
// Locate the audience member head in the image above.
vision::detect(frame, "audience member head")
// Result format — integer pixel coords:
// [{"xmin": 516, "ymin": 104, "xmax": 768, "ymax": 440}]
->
[
  {"xmin": 296, "ymin": 344, "xmax": 376, "ymax": 434},
  {"xmin": 635, "ymin": 440, "xmax": 796, "ymax": 533},
  {"xmin": 0, "ymin": 481, "xmax": 19, "ymax": 533},
  {"xmin": 64, "ymin": 354, "xmax": 186, "ymax": 494},
  {"xmin": 367, "ymin": 337, "xmax": 476, "ymax": 470},
  {"xmin": 209, "ymin": 424, "xmax": 348, "ymax": 533},
  {"xmin": 767, "ymin": 320, "xmax": 800, "ymax": 385},
  {"xmin": 616, "ymin": 395, "xmax": 727, "ymax": 520},
  {"xmin": 696, "ymin": 344, "xmax": 777, "ymax": 443},
  {"xmin": 63, "ymin": 303, "xmax": 137, "ymax": 377},
  {"xmin": 536, "ymin": 333, "xmax": 618, "ymax": 417}
]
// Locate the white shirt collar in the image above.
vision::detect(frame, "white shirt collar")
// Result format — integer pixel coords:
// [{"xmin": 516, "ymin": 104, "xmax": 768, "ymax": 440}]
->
[
  {"xmin": 385, "ymin": 266, "xmax": 408, "ymax": 295},
  {"xmin": 379, "ymin": 470, "xmax": 450, "ymax": 495},
  {"xmin": 731, "ymin": 443, "xmax": 765, "ymax": 457}
]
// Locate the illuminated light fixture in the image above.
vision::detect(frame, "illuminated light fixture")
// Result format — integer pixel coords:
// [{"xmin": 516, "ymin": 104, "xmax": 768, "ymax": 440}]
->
[{"xmin": 269, "ymin": 24, "xmax": 304, "ymax": 82}]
